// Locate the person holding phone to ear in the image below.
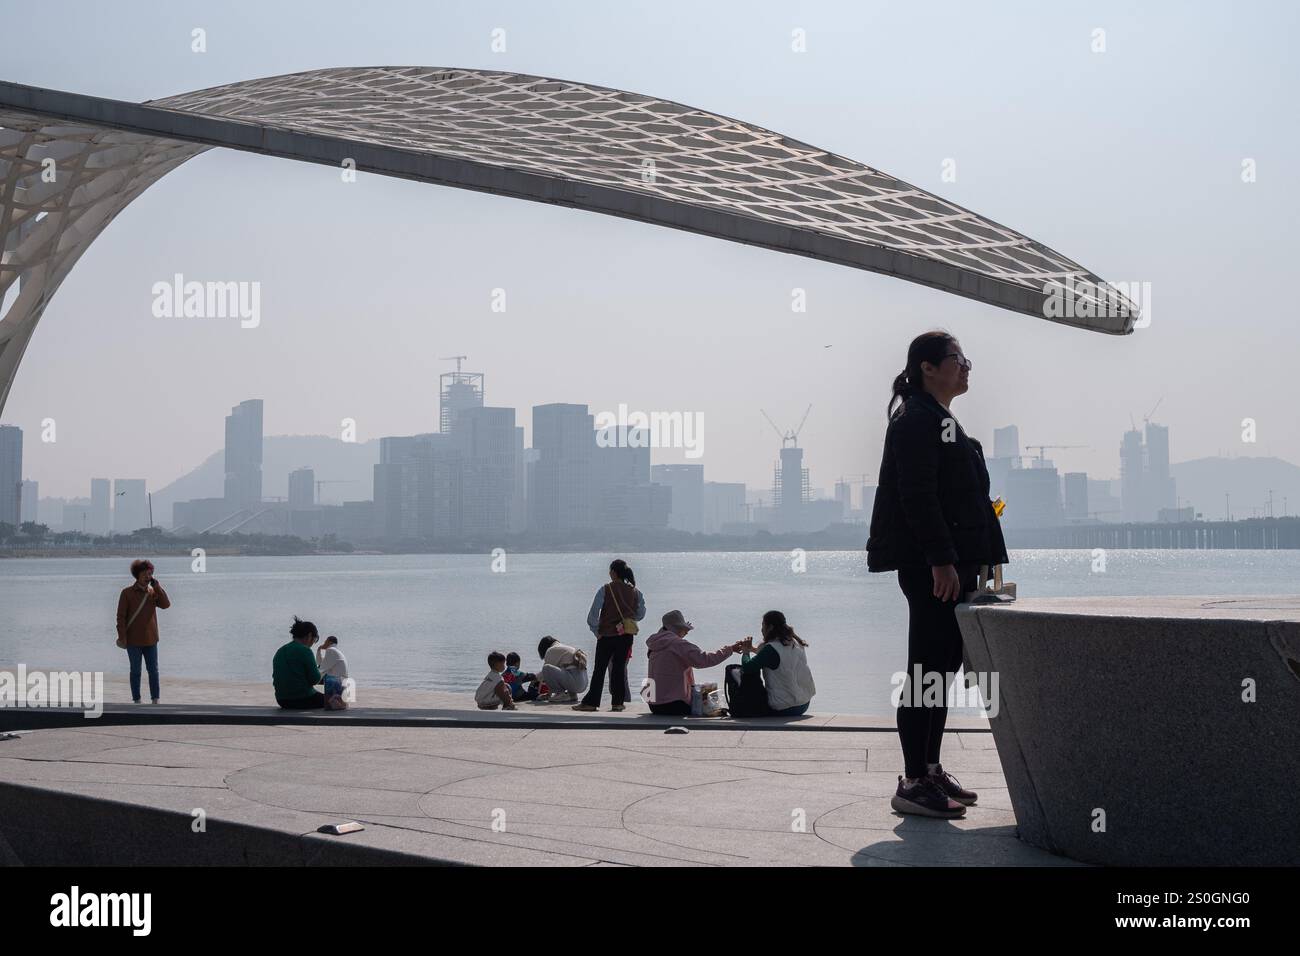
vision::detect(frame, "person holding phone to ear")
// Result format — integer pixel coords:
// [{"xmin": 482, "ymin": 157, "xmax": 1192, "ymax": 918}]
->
[
  {"xmin": 115, "ymin": 559, "xmax": 170, "ymax": 704},
  {"xmin": 866, "ymin": 330, "xmax": 1008, "ymax": 819}
]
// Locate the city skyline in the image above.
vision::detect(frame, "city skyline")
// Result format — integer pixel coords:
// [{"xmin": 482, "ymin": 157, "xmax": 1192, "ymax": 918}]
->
[
  {"xmin": 11, "ymin": 370, "xmax": 1299, "ymax": 544},
  {"xmin": 10, "ymin": 375, "xmax": 1293, "ymax": 507}
]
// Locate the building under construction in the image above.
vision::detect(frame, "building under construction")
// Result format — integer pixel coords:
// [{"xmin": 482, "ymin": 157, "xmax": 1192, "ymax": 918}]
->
[
  {"xmin": 439, "ymin": 355, "xmax": 484, "ymax": 434},
  {"xmin": 773, "ymin": 446, "xmax": 810, "ymax": 514}
]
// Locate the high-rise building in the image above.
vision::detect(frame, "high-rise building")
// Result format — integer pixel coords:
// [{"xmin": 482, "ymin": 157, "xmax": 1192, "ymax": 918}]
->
[
  {"xmin": 337, "ymin": 500, "xmax": 376, "ymax": 544},
  {"xmin": 1143, "ymin": 422, "xmax": 1176, "ymax": 517},
  {"xmin": 702, "ymin": 481, "xmax": 747, "ymax": 533},
  {"xmin": 772, "ymin": 446, "xmax": 809, "ymax": 532},
  {"xmin": 1119, "ymin": 428, "xmax": 1144, "ymax": 523},
  {"xmin": 512, "ymin": 426, "xmax": 528, "ymax": 534},
  {"xmin": 834, "ymin": 479, "xmax": 852, "ymax": 512},
  {"xmin": 440, "ymin": 366, "xmax": 484, "ymax": 434},
  {"xmin": 598, "ymin": 481, "xmax": 672, "ymax": 531},
  {"xmin": 113, "ymin": 479, "xmax": 149, "ymax": 533},
  {"xmin": 374, "ymin": 435, "xmax": 433, "ymax": 540},
  {"xmin": 529, "ymin": 404, "xmax": 595, "ymax": 534},
  {"xmin": 288, "ymin": 467, "xmax": 315, "ymax": 510},
  {"xmin": 0, "ymin": 424, "xmax": 21, "ymax": 526},
  {"xmin": 90, "ymin": 478, "xmax": 111, "ymax": 535},
  {"xmin": 456, "ymin": 406, "xmax": 517, "ymax": 538},
  {"xmin": 1119, "ymin": 423, "xmax": 1176, "ymax": 522},
  {"xmin": 597, "ymin": 428, "xmax": 651, "ymax": 485},
  {"xmin": 1063, "ymin": 472, "xmax": 1089, "ymax": 521},
  {"xmin": 37, "ymin": 495, "xmax": 64, "ymax": 529},
  {"xmin": 521, "ymin": 443, "xmax": 540, "ymax": 533},
  {"xmin": 224, "ymin": 399, "xmax": 263, "ymax": 510},
  {"xmin": 372, "ymin": 432, "xmax": 461, "ymax": 540},
  {"xmin": 1003, "ymin": 466, "xmax": 1063, "ymax": 531},
  {"xmin": 651, "ymin": 463, "xmax": 704, "ymax": 533},
  {"xmin": 20, "ymin": 479, "xmax": 38, "ymax": 523},
  {"xmin": 993, "ymin": 425, "xmax": 1020, "ymax": 461},
  {"xmin": 580, "ymin": 426, "xmax": 669, "ymax": 531},
  {"xmin": 428, "ymin": 435, "xmax": 463, "ymax": 539},
  {"xmin": 1087, "ymin": 478, "xmax": 1123, "ymax": 523},
  {"xmin": 859, "ymin": 484, "xmax": 878, "ymax": 521}
]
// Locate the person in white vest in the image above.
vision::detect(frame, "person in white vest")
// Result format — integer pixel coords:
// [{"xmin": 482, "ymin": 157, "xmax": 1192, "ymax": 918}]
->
[
  {"xmin": 537, "ymin": 635, "xmax": 589, "ymax": 703},
  {"xmin": 738, "ymin": 610, "xmax": 816, "ymax": 716}
]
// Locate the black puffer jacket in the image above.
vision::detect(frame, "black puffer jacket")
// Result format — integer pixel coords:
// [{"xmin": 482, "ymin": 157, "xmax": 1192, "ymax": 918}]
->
[{"xmin": 866, "ymin": 389, "xmax": 1009, "ymax": 572}]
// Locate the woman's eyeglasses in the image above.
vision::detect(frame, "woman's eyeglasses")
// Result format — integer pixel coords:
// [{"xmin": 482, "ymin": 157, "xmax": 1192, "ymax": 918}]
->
[{"xmin": 945, "ymin": 353, "xmax": 972, "ymax": 370}]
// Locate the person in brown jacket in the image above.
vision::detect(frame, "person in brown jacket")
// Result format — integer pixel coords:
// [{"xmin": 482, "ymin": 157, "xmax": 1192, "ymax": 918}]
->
[{"xmin": 116, "ymin": 559, "xmax": 171, "ymax": 703}]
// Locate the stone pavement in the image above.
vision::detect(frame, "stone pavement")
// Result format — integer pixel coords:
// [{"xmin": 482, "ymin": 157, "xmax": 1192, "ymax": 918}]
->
[{"xmin": 0, "ymin": 678, "xmax": 1078, "ymax": 866}]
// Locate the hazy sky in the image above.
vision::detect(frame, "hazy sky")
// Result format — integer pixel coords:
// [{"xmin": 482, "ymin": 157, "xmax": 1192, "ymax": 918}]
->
[{"xmin": 3, "ymin": 0, "xmax": 1298, "ymax": 498}]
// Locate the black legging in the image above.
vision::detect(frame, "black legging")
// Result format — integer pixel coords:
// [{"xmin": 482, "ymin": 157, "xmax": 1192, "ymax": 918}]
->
[
  {"xmin": 581, "ymin": 634, "xmax": 634, "ymax": 707},
  {"xmin": 896, "ymin": 562, "xmax": 979, "ymax": 779}
]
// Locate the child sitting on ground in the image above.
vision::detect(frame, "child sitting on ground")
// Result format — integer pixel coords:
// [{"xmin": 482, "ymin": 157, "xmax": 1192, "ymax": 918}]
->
[
  {"xmin": 502, "ymin": 652, "xmax": 541, "ymax": 702},
  {"xmin": 475, "ymin": 652, "xmax": 517, "ymax": 711},
  {"xmin": 317, "ymin": 635, "xmax": 351, "ymax": 709}
]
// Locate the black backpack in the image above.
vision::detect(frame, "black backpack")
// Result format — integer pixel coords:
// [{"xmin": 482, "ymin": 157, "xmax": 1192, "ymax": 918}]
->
[{"xmin": 724, "ymin": 664, "xmax": 770, "ymax": 718}]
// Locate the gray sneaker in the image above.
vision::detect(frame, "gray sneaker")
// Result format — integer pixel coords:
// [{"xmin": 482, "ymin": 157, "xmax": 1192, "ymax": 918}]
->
[
  {"xmin": 890, "ymin": 775, "xmax": 966, "ymax": 819},
  {"xmin": 928, "ymin": 764, "xmax": 978, "ymax": 806}
]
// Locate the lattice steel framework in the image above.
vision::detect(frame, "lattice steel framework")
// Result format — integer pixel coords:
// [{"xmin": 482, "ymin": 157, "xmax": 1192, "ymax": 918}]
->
[{"xmin": 0, "ymin": 67, "xmax": 1139, "ymax": 412}]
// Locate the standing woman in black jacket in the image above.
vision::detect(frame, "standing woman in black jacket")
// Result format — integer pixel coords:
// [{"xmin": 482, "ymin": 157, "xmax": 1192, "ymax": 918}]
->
[{"xmin": 866, "ymin": 330, "xmax": 1009, "ymax": 819}]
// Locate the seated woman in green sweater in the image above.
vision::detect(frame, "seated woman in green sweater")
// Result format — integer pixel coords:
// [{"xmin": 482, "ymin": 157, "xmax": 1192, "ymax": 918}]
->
[
  {"xmin": 739, "ymin": 611, "xmax": 816, "ymax": 717},
  {"xmin": 273, "ymin": 616, "xmax": 327, "ymax": 709}
]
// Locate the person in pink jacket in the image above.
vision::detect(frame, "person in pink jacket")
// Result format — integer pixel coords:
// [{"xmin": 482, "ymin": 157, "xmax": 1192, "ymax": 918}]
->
[{"xmin": 644, "ymin": 610, "xmax": 744, "ymax": 716}]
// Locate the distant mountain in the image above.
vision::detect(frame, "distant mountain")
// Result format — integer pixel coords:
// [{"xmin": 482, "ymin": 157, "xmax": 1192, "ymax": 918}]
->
[
  {"xmin": 153, "ymin": 435, "xmax": 381, "ymax": 526},
  {"xmin": 1170, "ymin": 455, "xmax": 1300, "ymax": 519}
]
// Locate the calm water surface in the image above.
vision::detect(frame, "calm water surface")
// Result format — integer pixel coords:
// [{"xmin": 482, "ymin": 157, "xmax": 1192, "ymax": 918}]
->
[{"xmin": 2, "ymin": 550, "xmax": 1297, "ymax": 715}]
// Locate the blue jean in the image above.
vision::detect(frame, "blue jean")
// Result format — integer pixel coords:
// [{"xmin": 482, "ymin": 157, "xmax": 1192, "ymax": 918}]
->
[
  {"xmin": 126, "ymin": 645, "xmax": 160, "ymax": 701},
  {"xmin": 770, "ymin": 701, "xmax": 810, "ymax": 717}
]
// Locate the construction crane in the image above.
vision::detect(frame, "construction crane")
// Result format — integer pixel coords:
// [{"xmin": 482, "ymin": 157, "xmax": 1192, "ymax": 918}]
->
[
  {"xmin": 439, "ymin": 354, "xmax": 469, "ymax": 373},
  {"xmin": 1143, "ymin": 395, "xmax": 1164, "ymax": 424},
  {"xmin": 1024, "ymin": 444, "xmax": 1088, "ymax": 465},
  {"xmin": 762, "ymin": 404, "xmax": 812, "ymax": 448},
  {"xmin": 314, "ymin": 479, "xmax": 357, "ymax": 502}
]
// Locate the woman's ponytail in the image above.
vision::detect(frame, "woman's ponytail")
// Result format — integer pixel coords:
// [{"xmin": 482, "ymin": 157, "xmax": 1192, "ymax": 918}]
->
[
  {"xmin": 610, "ymin": 558, "xmax": 635, "ymax": 588},
  {"xmin": 887, "ymin": 369, "xmax": 915, "ymax": 420},
  {"xmin": 887, "ymin": 330, "xmax": 956, "ymax": 420},
  {"xmin": 762, "ymin": 610, "xmax": 809, "ymax": 648}
]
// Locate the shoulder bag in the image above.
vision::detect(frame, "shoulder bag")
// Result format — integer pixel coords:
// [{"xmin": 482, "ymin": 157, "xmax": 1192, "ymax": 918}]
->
[
  {"xmin": 607, "ymin": 583, "xmax": 639, "ymax": 636},
  {"xmin": 116, "ymin": 586, "xmax": 153, "ymax": 648}
]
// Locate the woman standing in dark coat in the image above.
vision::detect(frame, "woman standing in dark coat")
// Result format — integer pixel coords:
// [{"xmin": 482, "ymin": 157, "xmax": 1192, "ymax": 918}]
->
[{"xmin": 867, "ymin": 330, "xmax": 1009, "ymax": 819}]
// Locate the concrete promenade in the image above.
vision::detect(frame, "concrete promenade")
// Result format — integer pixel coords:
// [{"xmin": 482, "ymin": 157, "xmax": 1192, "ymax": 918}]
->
[{"xmin": 0, "ymin": 676, "xmax": 1074, "ymax": 867}]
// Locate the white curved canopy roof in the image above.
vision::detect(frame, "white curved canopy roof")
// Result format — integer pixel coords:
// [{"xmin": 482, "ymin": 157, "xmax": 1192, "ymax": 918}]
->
[{"xmin": 0, "ymin": 67, "xmax": 1138, "ymax": 412}]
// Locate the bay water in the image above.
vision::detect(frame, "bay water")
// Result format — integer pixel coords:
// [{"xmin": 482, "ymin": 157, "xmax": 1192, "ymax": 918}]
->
[{"xmin": 2, "ymin": 549, "xmax": 1297, "ymax": 715}]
